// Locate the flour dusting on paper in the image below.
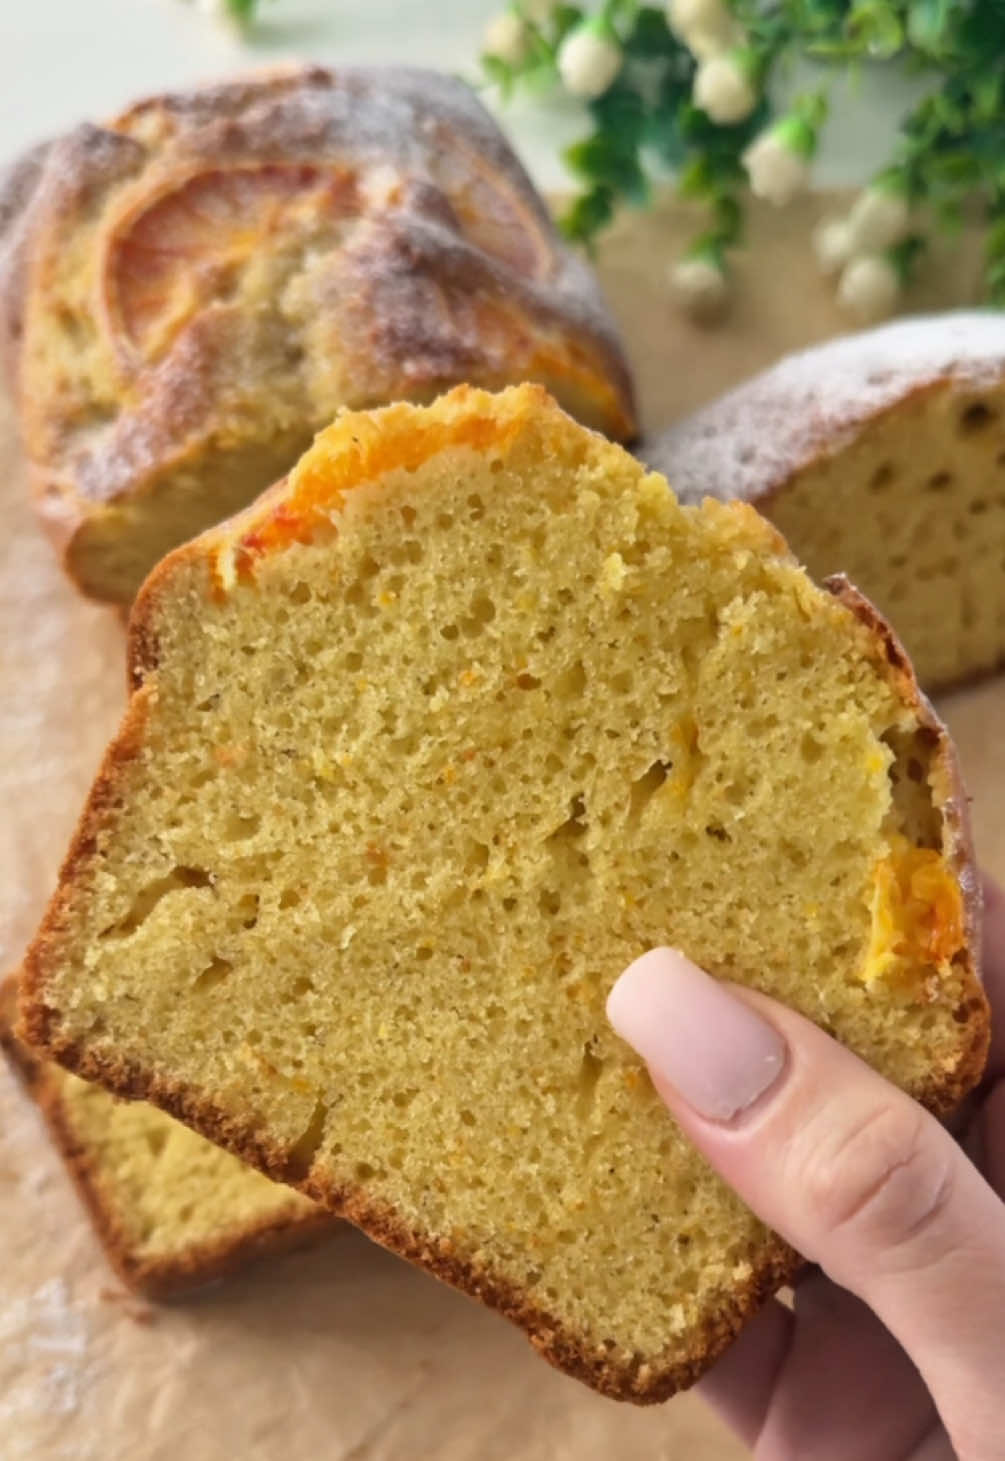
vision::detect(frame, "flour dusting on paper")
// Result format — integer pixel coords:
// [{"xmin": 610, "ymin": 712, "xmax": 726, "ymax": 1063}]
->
[{"xmin": 0, "ymin": 1277, "xmax": 95, "ymax": 1459}]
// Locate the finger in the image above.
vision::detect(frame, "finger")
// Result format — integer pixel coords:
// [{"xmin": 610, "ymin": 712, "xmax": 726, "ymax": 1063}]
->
[
  {"xmin": 908, "ymin": 1426, "xmax": 957, "ymax": 1461},
  {"xmin": 980, "ymin": 875, "xmax": 1005, "ymax": 1079},
  {"xmin": 699, "ymin": 1273, "xmax": 937, "ymax": 1461},
  {"xmin": 608, "ymin": 950, "xmax": 1005, "ymax": 1461},
  {"xmin": 982, "ymin": 1080, "xmax": 1005, "ymax": 1199},
  {"xmin": 696, "ymin": 1296, "xmax": 792, "ymax": 1446}
]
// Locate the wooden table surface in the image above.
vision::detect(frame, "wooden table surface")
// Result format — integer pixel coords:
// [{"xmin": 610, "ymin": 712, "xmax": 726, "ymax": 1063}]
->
[{"xmin": 1, "ymin": 192, "xmax": 1000, "ymax": 1461}]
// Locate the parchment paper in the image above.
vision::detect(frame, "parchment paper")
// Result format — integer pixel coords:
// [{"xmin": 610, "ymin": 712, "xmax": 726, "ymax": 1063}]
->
[{"xmin": 2, "ymin": 190, "xmax": 1001, "ymax": 1461}]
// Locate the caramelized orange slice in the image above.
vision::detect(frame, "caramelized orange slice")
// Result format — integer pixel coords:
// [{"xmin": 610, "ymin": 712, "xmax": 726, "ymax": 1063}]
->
[{"xmin": 108, "ymin": 165, "xmax": 359, "ymax": 359}]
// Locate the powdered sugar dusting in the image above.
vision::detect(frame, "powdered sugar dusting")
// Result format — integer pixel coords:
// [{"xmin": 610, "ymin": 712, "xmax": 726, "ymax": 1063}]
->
[
  {"xmin": 644, "ymin": 311, "xmax": 1005, "ymax": 502},
  {"xmin": 4, "ymin": 63, "xmax": 633, "ymax": 535}
]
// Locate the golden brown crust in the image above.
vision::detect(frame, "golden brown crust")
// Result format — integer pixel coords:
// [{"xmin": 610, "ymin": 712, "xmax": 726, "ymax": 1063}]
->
[
  {"xmin": 642, "ymin": 314, "xmax": 1005, "ymax": 509},
  {"xmin": 19, "ymin": 1005, "xmax": 801, "ymax": 1400},
  {"xmin": 2, "ymin": 66, "xmax": 635, "ymax": 604},
  {"xmin": 2, "ymin": 976, "xmax": 338, "ymax": 1299}
]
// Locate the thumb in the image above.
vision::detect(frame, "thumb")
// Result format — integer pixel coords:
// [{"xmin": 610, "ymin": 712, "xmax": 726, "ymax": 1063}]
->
[{"xmin": 607, "ymin": 948, "xmax": 1005, "ymax": 1459}]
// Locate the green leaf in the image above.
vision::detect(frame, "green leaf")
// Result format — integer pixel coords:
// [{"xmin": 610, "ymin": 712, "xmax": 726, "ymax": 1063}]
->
[
  {"xmin": 906, "ymin": 0, "xmax": 952, "ymax": 56},
  {"xmin": 481, "ymin": 54, "xmax": 516, "ymax": 100},
  {"xmin": 563, "ymin": 131, "xmax": 649, "ymax": 204},
  {"xmin": 225, "ymin": 0, "xmax": 257, "ymax": 18},
  {"xmin": 888, "ymin": 233, "xmax": 927, "ymax": 280},
  {"xmin": 552, "ymin": 5, "xmax": 585, "ymax": 44},
  {"xmin": 588, "ymin": 81, "xmax": 649, "ymax": 146},
  {"xmin": 622, "ymin": 6, "xmax": 682, "ymax": 59},
  {"xmin": 642, "ymin": 107, "xmax": 688, "ymax": 166},
  {"xmin": 560, "ymin": 184, "xmax": 616, "ymax": 242},
  {"xmin": 845, "ymin": 0, "xmax": 906, "ymax": 59}
]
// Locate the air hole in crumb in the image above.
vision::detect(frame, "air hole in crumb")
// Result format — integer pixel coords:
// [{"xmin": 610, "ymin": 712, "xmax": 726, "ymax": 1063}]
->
[
  {"xmin": 926, "ymin": 471, "xmax": 952, "ymax": 493},
  {"xmin": 800, "ymin": 733, "xmax": 824, "ymax": 764},
  {"xmin": 556, "ymin": 659, "xmax": 587, "ymax": 697},
  {"xmin": 237, "ymin": 893, "xmax": 260, "ymax": 929},
  {"xmin": 194, "ymin": 956, "xmax": 232, "ymax": 992},
  {"xmin": 279, "ymin": 888, "xmax": 301, "ymax": 909},
  {"xmin": 628, "ymin": 760, "xmax": 670, "ymax": 824},
  {"xmin": 459, "ymin": 1109, "xmax": 476, "ymax": 1127},
  {"xmin": 223, "ymin": 812, "xmax": 261, "ymax": 842},
  {"xmin": 286, "ymin": 581, "xmax": 311, "ymax": 605},
  {"xmin": 516, "ymin": 673, "xmax": 542, "ymax": 690},
  {"xmin": 705, "ymin": 823, "xmax": 729, "ymax": 842},
  {"xmin": 97, "ymin": 866, "xmax": 213, "ymax": 939},
  {"xmin": 467, "ymin": 493, "xmax": 485, "ymax": 520},
  {"xmin": 539, "ymin": 888, "xmax": 561, "ymax": 917},
  {"xmin": 576, "ymin": 1043, "xmax": 604, "ymax": 1120},
  {"xmin": 440, "ymin": 624, "xmax": 459, "ymax": 641},
  {"xmin": 145, "ymin": 1129, "xmax": 168, "ymax": 1157},
  {"xmin": 284, "ymin": 1098, "xmax": 329, "ymax": 1182},
  {"xmin": 959, "ymin": 401, "xmax": 995, "ymax": 434},
  {"xmin": 868, "ymin": 462, "xmax": 895, "ymax": 492},
  {"xmin": 400, "ymin": 505, "xmax": 416, "ymax": 527},
  {"xmin": 502, "ymin": 896, "xmax": 518, "ymax": 913},
  {"xmin": 355, "ymin": 1162, "xmax": 376, "ymax": 1180},
  {"xmin": 416, "ymin": 946, "xmax": 434, "ymax": 961}
]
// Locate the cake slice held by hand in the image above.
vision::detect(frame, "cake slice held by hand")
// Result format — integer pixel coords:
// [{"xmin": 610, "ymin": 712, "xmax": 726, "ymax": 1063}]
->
[{"xmin": 22, "ymin": 384, "xmax": 987, "ymax": 1400}]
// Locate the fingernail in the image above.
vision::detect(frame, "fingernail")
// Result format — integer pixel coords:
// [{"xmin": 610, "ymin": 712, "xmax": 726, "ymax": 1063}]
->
[{"xmin": 606, "ymin": 948, "xmax": 787, "ymax": 1123}]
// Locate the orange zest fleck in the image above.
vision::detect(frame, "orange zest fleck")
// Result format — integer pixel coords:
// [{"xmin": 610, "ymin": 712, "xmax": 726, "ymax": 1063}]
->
[{"xmin": 866, "ymin": 838, "xmax": 965, "ymax": 983}]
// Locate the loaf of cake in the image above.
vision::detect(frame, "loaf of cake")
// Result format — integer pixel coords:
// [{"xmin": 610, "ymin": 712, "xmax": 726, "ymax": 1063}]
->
[
  {"xmin": 22, "ymin": 385, "xmax": 987, "ymax": 1400},
  {"xmin": 0, "ymin": 978, "xmax": 336, "ymax": 1297},
  {"xmin": 642, "ymin": 311, "xmax": 1005, "ymax": 692},
  {"xmin": 0, "ymin": 66, "xmax": 635, "ymax": 604}
]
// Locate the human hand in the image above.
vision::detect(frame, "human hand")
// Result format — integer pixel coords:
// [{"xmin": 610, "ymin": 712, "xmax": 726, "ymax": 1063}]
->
[{"xmin": 606, "ymin": 881, "xmax": 1005, "ymax": 1460}]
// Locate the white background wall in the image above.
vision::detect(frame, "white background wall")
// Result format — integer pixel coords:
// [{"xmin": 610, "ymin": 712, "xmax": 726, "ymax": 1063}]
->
[{"xmin": 2, "ymin": 0, "xmax": 930, "ymax": 190}]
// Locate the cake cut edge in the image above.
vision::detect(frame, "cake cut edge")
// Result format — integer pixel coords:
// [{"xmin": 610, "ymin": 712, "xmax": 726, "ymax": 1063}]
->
[{"xmin": 1, "ymin": 976, "xmax": 339, "ymax": 1300}]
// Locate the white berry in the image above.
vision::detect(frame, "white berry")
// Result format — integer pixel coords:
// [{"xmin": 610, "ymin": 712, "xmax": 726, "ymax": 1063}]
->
[
  {"xmin": 519, "ymin": 0, "xmax": 556, "ymax": 21},
  {"xmin": 693, "ymin": 54, "xmax": 757, "ymax": 125},
  {"xmin": 483, "ymin": 10, "xmax": 530, "ymax": 66},
  {"xmin": 742, "ymin": 131, "xmax": 810, "ymax": 206},
  {"xmin": 671, "ymin": 255, "xmax": 729, "ymax": 320},
  {"xmin": 813, "ymin": 217, "xmax": 855, "ymax": 276},
  {"xmin": 846, "ymin": 187, "xmax": 911, "ymax": 252},
  {"xmin": 837, "ymin": 254, "xmax": 900, "ymax": 323},
  {"xmin": 667, "ymin": 0, "xmax": 742, "ymax": 59},
  {"xmin": 558, "ymin": 26, "xmax": 623, "ymax": 99}
]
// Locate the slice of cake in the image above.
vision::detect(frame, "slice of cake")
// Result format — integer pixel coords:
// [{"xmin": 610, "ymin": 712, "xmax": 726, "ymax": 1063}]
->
[
  {"xmin": 642, "ymin": 311, "xmax": 1005, "ymax": 692},
  {"xmin": 22, "ymin": 385, "xmax": 987, "ymax": 1399},
  {"xmin": 0, "ymin": 65, "xmax": 635, "ymax": 604},
  {"xmin": 0, "ymin": 978, "xmax": 336, "ymax": 1298}
]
